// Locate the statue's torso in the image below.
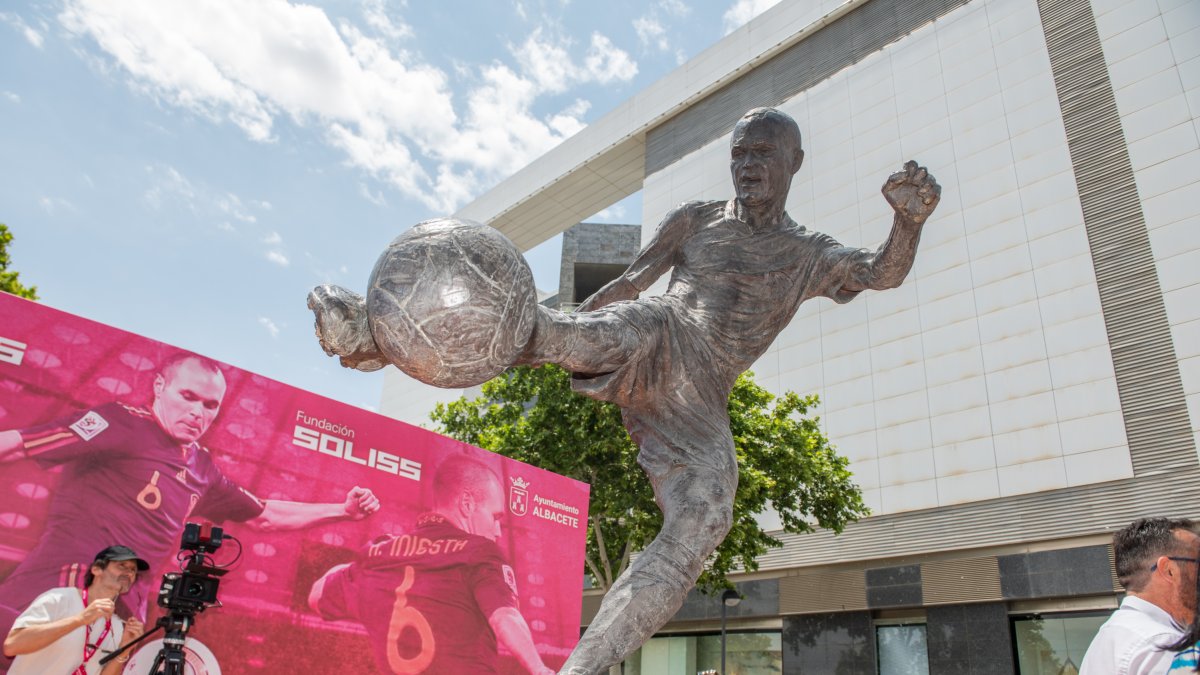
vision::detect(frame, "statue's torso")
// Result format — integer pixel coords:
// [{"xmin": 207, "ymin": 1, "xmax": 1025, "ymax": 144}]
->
[{"xmin": 666, "ymin": 200, "xmax": 844, "ymax": 371}]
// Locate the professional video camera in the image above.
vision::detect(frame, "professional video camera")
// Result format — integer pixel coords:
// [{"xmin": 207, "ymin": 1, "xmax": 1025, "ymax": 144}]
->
[
  {"xmin": 157, "ymin": 521, "xmax": 229, "ymax": 614},
  {"xmin": 102, "ymin": 522, "xmax": 240, "ymax": 674}
]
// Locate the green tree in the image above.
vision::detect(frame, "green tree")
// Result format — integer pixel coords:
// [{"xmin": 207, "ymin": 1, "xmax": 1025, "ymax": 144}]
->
[
  {"xmin": 0, "ymin": 224, "xmax": 38, "ymax": 300},
  {"xmin": 432, "ymin": 364, "xmax": 868, "ymax": 593}
]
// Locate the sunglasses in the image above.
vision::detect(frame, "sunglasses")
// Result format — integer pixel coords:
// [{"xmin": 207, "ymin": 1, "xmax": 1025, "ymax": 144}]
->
[{"xmin": 1151, "ymin": 556, "xmax": 1200, "ymax": 572}]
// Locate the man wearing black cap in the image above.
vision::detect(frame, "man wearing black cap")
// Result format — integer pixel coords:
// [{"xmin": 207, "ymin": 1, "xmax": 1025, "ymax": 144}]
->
[{"xmin": 3, "ymin": 546, "xmax": 148, "ymax": 675}]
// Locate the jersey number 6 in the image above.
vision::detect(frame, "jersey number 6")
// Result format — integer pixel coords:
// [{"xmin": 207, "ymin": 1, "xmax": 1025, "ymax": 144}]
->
[{"xmin": 386, "ymin": 565, "xmax": 435, "ymax": 674}]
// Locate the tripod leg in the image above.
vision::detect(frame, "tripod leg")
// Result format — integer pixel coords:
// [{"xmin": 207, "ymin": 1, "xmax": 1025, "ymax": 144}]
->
[{"xmin": 149, "ymin": 649, "xmax": 188, "ymax": 675}]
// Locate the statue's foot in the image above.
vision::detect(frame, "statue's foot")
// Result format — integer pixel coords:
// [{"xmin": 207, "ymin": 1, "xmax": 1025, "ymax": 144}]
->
[
  {"xmin": 514, "ymin": 304, "xmax": 560, "ymax": 367},
  {"xmin": 307, "ymin": 285, "xmax": 388, "ymax": 372}
]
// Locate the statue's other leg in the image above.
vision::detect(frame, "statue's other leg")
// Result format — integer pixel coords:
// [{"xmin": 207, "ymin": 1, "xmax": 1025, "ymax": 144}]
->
[
  {"xmin": 559, "ymin": 430, "xmax": 737, "ymax": 675},
  {"xmin": 516, "ymin": 298, "xmax": 738, "ymax": 673}
]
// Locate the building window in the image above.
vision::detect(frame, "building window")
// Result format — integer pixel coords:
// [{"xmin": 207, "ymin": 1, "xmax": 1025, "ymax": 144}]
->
[
  {"xmin": 1013, "ymin": 613, "xmax": 1110, "ymax": 675},
  {"xmin": 623, "ymin": 631, "xmax": 782, "ymax": 675},
  {"xmin": 876, "ymin": 624, "xmax": 930, "ymax": 675}
]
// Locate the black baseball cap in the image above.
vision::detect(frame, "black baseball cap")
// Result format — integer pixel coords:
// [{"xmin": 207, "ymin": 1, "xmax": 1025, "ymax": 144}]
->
[{"xmin": 92, "ymin": 545, "xmax": 150, "ymax": 571}]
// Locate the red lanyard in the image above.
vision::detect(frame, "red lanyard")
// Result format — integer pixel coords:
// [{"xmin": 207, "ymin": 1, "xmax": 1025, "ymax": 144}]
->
[{"xmin": 74, "ymin": 589, "xmax": 112, "ymax": 675}]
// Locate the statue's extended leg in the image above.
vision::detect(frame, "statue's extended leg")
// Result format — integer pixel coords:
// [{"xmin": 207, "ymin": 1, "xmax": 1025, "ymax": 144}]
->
[
  {"xmin": 517, "ymin": 305, "xmax": 638, "ymax": 374},
  {"xmin": 560, "ymin": 440, "xmax": 737, "ymax": 675},
  {"xmin": 306, "ymin": 285, "xmax": 388, "ymax": 372}
]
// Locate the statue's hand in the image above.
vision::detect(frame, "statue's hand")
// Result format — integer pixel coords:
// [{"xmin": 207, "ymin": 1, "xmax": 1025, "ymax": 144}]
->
[
  {"xmin": 575, "ymin": 293, "xmax": 604, "ymax": 314},
  {"xmin": 882, "ymin": 160, "xmax": 940, "ymax": 226}
]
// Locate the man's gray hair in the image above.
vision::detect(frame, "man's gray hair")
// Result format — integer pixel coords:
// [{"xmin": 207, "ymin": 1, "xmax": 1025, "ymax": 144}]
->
[{"xmin": 1114, "ymin": 517, "xmax": 1197, "ymax": 591}]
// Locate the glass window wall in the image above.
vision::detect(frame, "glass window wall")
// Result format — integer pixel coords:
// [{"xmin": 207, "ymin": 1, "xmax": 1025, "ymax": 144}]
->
[
  {"xmin": 1013, "ymin": 613, "xmax": 1110, "ymax": 675},
  {"xmin": 876, "ymin": 624, "xmax": 930, "ymax": 675},
  {"xmin": 623, "ymin": 631, "xmax": 782, "ymax": 675}
]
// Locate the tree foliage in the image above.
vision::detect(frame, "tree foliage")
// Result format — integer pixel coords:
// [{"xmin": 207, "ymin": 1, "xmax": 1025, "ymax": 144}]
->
[
  {"xmin": 432, "ymin": 364, "xmax": 869, "ymax": 593},
  {"xmin": 0, "ymin": 224, "xmax": 38, "ymax": 300}
]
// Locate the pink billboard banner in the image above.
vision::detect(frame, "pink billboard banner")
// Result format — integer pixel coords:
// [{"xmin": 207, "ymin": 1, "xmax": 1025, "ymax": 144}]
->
[{"xmin": 0, "ymin": 293, "xmax": 589, "ymax": 674}]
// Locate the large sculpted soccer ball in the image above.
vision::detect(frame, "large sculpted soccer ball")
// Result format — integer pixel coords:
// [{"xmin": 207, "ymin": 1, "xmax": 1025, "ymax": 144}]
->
[{"xmin": 366, "ymin": 217, "xmax": 538, "ymax": 388}]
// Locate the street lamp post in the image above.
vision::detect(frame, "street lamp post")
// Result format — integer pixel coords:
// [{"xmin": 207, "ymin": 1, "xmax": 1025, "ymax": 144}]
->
[{"xmin": 720, "ymin": 589, "xmax": 741, "ymax": 675}]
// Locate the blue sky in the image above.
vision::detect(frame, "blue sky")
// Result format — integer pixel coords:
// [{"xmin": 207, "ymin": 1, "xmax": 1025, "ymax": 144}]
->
[{"xmin": 0, "ymin": 0, "xmax": 779, "ymax": 413}]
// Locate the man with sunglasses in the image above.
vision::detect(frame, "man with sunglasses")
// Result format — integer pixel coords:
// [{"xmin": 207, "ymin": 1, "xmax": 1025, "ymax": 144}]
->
[{"xmin": 1081, "ymin": 518, "xmax": 1200, "ymax": 674}]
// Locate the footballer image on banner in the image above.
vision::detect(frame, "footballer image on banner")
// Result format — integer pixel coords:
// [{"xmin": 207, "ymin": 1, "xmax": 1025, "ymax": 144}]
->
[{"xmin": 0, "ymin": 293, "xmax": 588, "ymax": 675}]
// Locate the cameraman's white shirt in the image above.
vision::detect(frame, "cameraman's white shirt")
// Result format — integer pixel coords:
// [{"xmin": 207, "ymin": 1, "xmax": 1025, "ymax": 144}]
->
[
  {"xmin": 9, "ymin": 587, "xmax": 125, "ymax": 675},
  {"xmin": 1081, "ymin": 596, "xmax": 1183, "ymax": 675}
]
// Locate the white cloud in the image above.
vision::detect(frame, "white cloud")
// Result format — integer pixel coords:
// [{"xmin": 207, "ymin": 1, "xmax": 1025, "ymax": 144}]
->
[
  {"xmin": 2, "ymin": 91, "xmax": 19, "ymax": 103},
  {"xmin": 362, "ymin": 0, "xmax": 411, "ymax": 41},
  {"xmin": 22, "ymin": 25, "xmax": 44, "ymax": 48},
  {"xmin": 584, "ymin": 33, "xmax": 637, "ymax": 83},
  {"xmin": 589, "ymin": 203, "xmax": 626, "ymax": 221},
  {"xmin": 143, "ymin": 165, "xmax": 198, "ymax": 212},
  {"xmin": 143, "ymin": 165, "xmax": 281, "ymax": 252},
  {"xmin": 1, "ymin": 13, "xmax": 45, "ymax": 48},
  {"xmin": 219, "ymin": 193, "xmax": 257, "ymax": 223},
  {"xmin": 722, "ymin": 0, "xmax": 781, "ymax": 34},
  {"xmin": 59, "ymin": 0, "xmax": 636, "ymax": 213},
  {"xmin": 359, "ymin": 183, "xmax": 388, "ymax": 206},
  {"xmin": 633, "ymin": 16, "xmax": 668, "ymax": 51},
  {"xmin": 38, "ymin": 196, "xmax": 77, "ymax": 215},
  {"xmin": 513, "ymin": 30, "xmax": 638, "ymax": 94},
  {"xmin": 144, "ymin": 165, "xmax": 271, "ymax": 232},
  {"xmin": 261, "ymin": 231, "xmax": 288, "ymax": 263},
  {"xmin": 513, "ymin": 30, "xmax": 577, "ymax": 94},
  {"xmin": 547, "ymin": 99, "xmax": 589, "ymax": 137},
  {"xmin": 659, "ymin": 0, "xmax": 691, "ymax": 16},
  {"xmin": 632, "ymin": 0, "xmax": 691, "ymax": 55},
  {"xmin": 257, "ymin": 316, "xmax": 281, "ymax": 338}
]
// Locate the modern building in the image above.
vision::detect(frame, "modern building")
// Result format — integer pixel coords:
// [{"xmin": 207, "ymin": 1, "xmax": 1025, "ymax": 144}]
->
[
  {"xmin": 539, "ymin": 220, "xmax": 642, "ymax": 312},
  {"xmin": 381, "ymin": 0, "xmax": 1200, "ymax": 671}
]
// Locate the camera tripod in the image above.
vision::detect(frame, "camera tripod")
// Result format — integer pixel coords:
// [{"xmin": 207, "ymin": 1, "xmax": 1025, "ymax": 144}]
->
[{"xmin": 100, "ymin": 611, "xmax": 197, "ymax": 674}]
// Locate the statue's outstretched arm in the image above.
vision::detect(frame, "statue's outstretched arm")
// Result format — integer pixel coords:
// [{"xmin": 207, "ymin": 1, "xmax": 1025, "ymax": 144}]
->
[
  {"xmin": 844, "ymin": 160, "xmax": 941, "ymax": 293},
  {"xmin": 576, "ymin": 203, "xmax": 697, "ymax": 312}
]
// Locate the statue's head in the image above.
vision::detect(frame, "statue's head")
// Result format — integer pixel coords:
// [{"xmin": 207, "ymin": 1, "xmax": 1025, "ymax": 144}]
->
[{"xmin": 730, "ymin": 108, "xmax": 804, "ymax": 209}]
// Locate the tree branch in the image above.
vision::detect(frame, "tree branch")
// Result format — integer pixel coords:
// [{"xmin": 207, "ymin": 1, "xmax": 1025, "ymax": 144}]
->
[
  {"xmin": 584, "ymin": 555, "xmax": 608, "ymax": 593},
  {"xmin": 591, "ymin": 514, "xmax": 614, "ymax": 588},
  {"xmin": 616, "ymin": 536, "xmax": 633, "ymax": 579}
]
